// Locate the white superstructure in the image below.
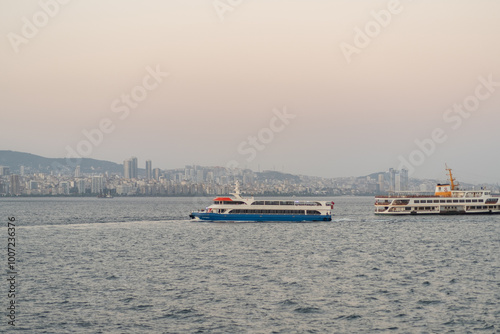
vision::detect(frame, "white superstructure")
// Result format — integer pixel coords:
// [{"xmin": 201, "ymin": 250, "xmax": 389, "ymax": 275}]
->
[
  {"xmin": 375, "ymin": 166, "xmax": 500, "ymax": 215},
  {"xmin": 190, "ymin": 183, "xmax": 334, "ymax": 222}
]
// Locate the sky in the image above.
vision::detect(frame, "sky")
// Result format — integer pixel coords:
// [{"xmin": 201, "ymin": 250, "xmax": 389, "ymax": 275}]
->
[{"xmin": 1, "ymin": 0, "xmax": 500, "ymax": 184}]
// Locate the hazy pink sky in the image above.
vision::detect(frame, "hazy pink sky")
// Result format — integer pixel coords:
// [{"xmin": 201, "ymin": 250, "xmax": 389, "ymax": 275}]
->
[{"xmin": 1, "ymin": 0, "xmax": 499, "ymax": 183}]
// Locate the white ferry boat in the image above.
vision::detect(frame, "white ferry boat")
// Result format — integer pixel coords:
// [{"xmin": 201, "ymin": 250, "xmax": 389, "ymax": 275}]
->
[
  {"xmin": 190, "ymin": 183, "xmax": 334, "ymax": 222},
  {"xmin": 375, "ymin": 167, "xmax": 500, "ymax": 215}
]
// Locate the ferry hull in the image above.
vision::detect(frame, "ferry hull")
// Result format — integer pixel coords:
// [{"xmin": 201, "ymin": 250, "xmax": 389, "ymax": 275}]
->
[
  {"xmin": 375, "ymin": 210, "xmax": 500, "ymax": 216},
  {"xmin": 190, "ymin": 212, "xmax": 332, "ymax": 222}
]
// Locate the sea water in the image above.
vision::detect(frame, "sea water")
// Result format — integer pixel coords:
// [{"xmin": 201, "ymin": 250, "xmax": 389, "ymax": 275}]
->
[{"xmin": 2, "ymin": 196, "xmax": 499, "ymax": 333}]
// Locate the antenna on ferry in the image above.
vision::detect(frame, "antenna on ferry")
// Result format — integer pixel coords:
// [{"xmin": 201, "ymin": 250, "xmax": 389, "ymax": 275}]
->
[
  {"xmin": 445, "ymin": 164, "xmax": 459, "ymax": 190},
  {"xmin": 230, "ymin": 181, "xmax": 243, "ymax": 200}
]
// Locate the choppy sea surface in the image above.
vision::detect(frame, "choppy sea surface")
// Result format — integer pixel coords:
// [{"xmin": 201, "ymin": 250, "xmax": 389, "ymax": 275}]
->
[{"xmin": 2, "ymin": 196, "xmax": 499, "ymax": 333}]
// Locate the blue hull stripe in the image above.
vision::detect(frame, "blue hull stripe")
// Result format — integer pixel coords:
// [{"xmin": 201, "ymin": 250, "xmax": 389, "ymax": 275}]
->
[{"xmin": 190, "ymin": 212, "xmax": 331, "ymax": 222}]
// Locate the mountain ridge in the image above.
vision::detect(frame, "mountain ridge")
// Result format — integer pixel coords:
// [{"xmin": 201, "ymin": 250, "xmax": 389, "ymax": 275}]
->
[{"xmin": 0, "ymin": 150, "xmax": 124, "ymax": 175}]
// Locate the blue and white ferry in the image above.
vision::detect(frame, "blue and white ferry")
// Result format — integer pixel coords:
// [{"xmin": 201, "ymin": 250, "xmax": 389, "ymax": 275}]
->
[{"xmin": 190, "ymin": 183, "xmax": 334, "ymax": 222}]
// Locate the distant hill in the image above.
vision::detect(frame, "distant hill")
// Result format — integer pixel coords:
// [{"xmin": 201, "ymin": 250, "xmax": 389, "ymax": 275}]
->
[
  {"xmin": 0, "ymin": 150, "xmax": 125, "ymax": 175},
  {"xmin": 257, "ymin": 170, "xmax": 301, "ymax": 182}
]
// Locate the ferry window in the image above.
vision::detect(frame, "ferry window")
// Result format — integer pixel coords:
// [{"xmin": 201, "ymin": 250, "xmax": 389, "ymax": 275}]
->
[
  {"xmin": 447, "ymin": 200, "xmax": 452, "ymax": 203},
  {"xmin": 459, "ymin": 200, "xmax": 464, "ymax": 203},
  {"xmin": 479, "ymin": 200, "xmax": 484, "ymax": 202},
  {"xmin": 472, "ymin": 199, "xmax": 477, "ymax": 202},
  {"xmin": 415, "ymin": 200, "xmax": 420, "ymax": 203},
  {"xmin": 252, "ymin": 201, "xmax": 264, "ymax": 205},
  {"xmin": 453, "ymin": 200, "xmax": 458, "ymax": 203},
  {"xmin": 433, "ymin": 200, "xmax": 439, "ymax": 203},
  {"xmin": 466, "ymin": 200, "xmax": 471, "ymax": 203}
]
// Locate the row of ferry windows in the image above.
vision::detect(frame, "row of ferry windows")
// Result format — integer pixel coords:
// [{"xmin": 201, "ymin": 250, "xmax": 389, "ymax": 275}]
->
[
  {"xmin": 414, "ymin": 199, "xmax": 485, "ymax": 203},
  {"xmin": 214, "ymin": 201, "xmax": 323, "ymax": 206},
  {"xmin": 406, "ymin": 206, "xmax": 499, "ymax": 210},
  {"xmin": 228, "ymin": 209, "xmax": 322, "ymax": 215},
  {"xmin": 251, "ymin": 201, "xmax": 322, "ymax": 206}
]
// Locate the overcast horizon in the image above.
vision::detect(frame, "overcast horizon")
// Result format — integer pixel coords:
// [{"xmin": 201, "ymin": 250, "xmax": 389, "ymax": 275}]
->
[{"xmin": 2, "ymin": 0, "xmax": 499, "ymax": 184}]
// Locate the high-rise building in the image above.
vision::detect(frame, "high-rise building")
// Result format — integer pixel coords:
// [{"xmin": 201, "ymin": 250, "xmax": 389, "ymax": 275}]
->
[
  {"xmin": 131, "ymin": 157, "xmax": 138, "ymax": 178},
  {"xmin": 400, "ymin": 168, "xmax": 409, "ymax": 191},
  {"xmin": 75, "ymin": 165, "xmax": 81, "ymax": 177},
  {"xmin": 196, "ymin": 170, "xmax": 204, "ymax": 183},
  {"xmin": 124, "ymin": 159, "xmax": 132, "ymax": 179},
  {"xmin": 60, "ymin": 181, "xmax": 70, "ymax": 195},
  {"xmin": 206, "ymin": 171, "xmax": 214, "ymax": 183},
  {"xmin": 146, "ymin": 160, "xmax": 152, "ymax": 180},
  {"xmin": 91, "ymin": 175, "xmax": 104, "ymax": 194},
  {"xmin": 77, "ymin": 179, "xmax": 86, "ymax": 194},
  {"xmin": 20, "ymin": 166, "xmax": 25, "ymax": 176},
  {"xmin": 9, "ymin": 175, "xmax": 20, "ymax": 195},
  {"xmin": 0, "ymin": 180, "xmax": 8, "ymax": 195},
  {"xmin": 388, "ymin": 168, "xmax": 396, "ymax": 192},
  {"xmin": 395, "ymin": 173, "xmax": 401, "ymax": 192},
  {"xmin": 378, "ymin": 174, "xmax": 384, "ymax": 192},
  {"xmin": 153, "ymin": 168, "xmax": 161, "ymax": 181},
  {"xmin": 124, "ymin": 157, "xmax": 138, "ymax": 179}
]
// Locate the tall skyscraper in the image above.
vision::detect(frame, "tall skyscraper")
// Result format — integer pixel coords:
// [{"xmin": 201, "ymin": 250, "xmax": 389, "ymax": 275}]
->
[
  {"xmin": 20, "ymin": 166, "xmax": 25, "ymax": 176},
  {"xmin": 153, "ymin": 168, "xmax": 161, "ymax": 181},
  {"xmin": 75, "ymin": 165, "xmax": 81, "ymax": 177},
  {"xmin": 124, "ymin": 159, "xmax": 132, "ymax": 179},
  {"xmin": 388, "ymin": 168, "xmax": 396, "ymax": 192},
  {"xmin": 123, "ymin": 157, "xmax": 138, "ymax": 179},
  {"xmin": 400, "ymin": 168, "xmax": 409, "ymax": 191},
  {"xmin": 91, "ymin": 175, "xmax": 104, "ymax": 194},
  {"xmin": 10, "ymin": 174, "xmax": 20, "ymax": 195},
  {"xmin": 77, "ymin": 179, "xmax": 86, "ymax": 194},
  {"xmin": 131, "ymin": 157, "xmax": 138, "ymax": 178},
  {"xmin": 378, "ymin": 174, "xmax": 384, "ymax": 192},
  {"xmin": 146, "ymin": 160, "xmax": 152, "ymax": 180},
  {"xmin": 395, "ymin": 173, "xmax": 401, "ymax": 192}
]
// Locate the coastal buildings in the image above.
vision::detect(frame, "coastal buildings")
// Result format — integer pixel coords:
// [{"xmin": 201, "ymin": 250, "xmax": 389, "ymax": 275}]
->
[
  {"xmin": 123, "ymin": 157, "xmax": 138, "ymax": 179},
  {"xmin": 91, "ymin": 175, "xmax": 104, "ymax": 194},
  {"xmin": 146, "ymin": 160, "xmax": 152, "ymax": 180},
  {"xmin": 0, "ymin": 159, "xmax": 497, "ymax": 197},
  {"xmin": 10, "ymin": 175, "xmax": 20, "ymax": 195}
]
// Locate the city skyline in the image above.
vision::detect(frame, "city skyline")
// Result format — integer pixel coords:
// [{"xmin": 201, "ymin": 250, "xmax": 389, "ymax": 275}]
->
[
  {"xmin": 1, "ymin": 1, "xmax": 500, "ymax": 184},
  {"xmin": 0, "ymin": 149, "xmax": 497, "ymax": 187},
  {"xmin": 3, "ymin": 148, "xmax": 499, "ymax": 198},
  {"xmin": 5, "ymin": 155, "xmax": 486, "ymax": 197}
]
